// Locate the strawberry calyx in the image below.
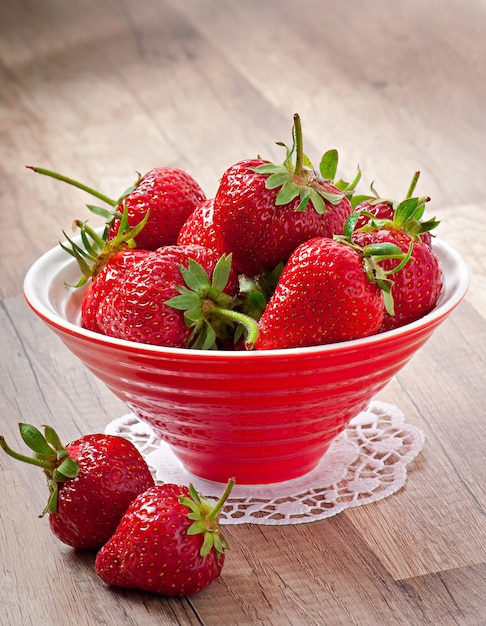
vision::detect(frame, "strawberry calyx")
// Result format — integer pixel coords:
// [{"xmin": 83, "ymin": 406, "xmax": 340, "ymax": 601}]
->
[
  {"xmin": 60, "ymin": 205, "xmax": 149, "ymax": 287},
  {"xmin": 165, "ymin": 254, "xmax": 260, "ymax": 349},
  {"xmin": 354, "ymin": 171, "xmax": 440, "ymax": 237},
  {"xmin": 360, "ymin": 241, "xmax": 413, "ymax": 316},
  {"xmin": 0, "ymin": 424, "xmax": 79, "ymax": 516},
  {"xmin": 251, "ymin": 113, "xmax": 348, "ymax": 214},
  {"xmin": 179, "ymin": 478, "xmax": 235, "ymax": 559},
  {"xmin": 336, "ymin": 214, "xmax": 413, "ymax": 316}
]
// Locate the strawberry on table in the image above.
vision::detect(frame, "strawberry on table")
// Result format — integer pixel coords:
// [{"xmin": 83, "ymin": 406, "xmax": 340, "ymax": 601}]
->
[
  {"xmin": 95, "ymin": 479, "xmax": 234, "ymax": 596},
  {"xmin": 211, "ymin": 114, "xmax": 355, "ymax": 276},
  {"xmin": 0, "ymin": 424, "xmax": 155, "ymax": 549}
]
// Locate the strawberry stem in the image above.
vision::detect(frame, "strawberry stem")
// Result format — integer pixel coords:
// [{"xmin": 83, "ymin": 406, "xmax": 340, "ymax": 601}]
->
[
  {"xmin": 26, "ymin": 165, "xmax": 118, "ymax": 207},
  {"xmin": 405, "ymin": 171, "xmax": 420, "ymax": 199},
  {"xmin": 207, "ymin": 477, "xmax": 235, "ymax": 521},
  {"xmin": 0, "ymin": 435, "xmax": 52, "ymax": 470},
  {"xmin": 211, "ymin": 307, "xmax": 259, "ymax": 347},
  {"xmin": 293, "ymin": 113, "xmax": 304, "ymax": 177}
]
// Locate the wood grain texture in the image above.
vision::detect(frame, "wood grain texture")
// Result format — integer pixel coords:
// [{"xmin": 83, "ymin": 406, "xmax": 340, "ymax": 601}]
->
[{"xmin": 1, "ymin": 0, "xmax": 485, "ymax": 624}]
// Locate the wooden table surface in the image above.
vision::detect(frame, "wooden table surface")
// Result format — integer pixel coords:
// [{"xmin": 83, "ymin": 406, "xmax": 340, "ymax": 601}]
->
[{"xmin": 1, "ymin": 1, "xmax": 485, "ymax": 624}]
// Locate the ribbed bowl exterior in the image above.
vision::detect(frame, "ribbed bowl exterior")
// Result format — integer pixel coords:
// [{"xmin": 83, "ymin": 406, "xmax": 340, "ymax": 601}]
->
[{"xmin": 24, "ymin": 239, "xmax": 468, "ymax": 484}]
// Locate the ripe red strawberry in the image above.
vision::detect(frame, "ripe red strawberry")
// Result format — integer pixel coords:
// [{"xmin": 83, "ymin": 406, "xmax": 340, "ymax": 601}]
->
[
  {"xmin": 352, "ymin": 227, "xmax": 443, "ymax": 331},
  {"xmin": 0, "ymin": 424, "xmax": 155, "ymax": 549},
  {"xmin": 255, "ymin": 237, "xmax": 398, "ymax": 350},
  {"xmin": 211, "ymin": 114, "xmax": 354, "ymax": 276},
  {"xmin": 98, "ymin": 245, "xmax": 258, "ymax": 349},
  {"xmin": 95, "ymin": 479, "xmax": 234, "ymax": 596},
  {"xmin": 107, "ymin": 167, "xmax": 207, "ymax": 250},
  {"xmin": 177, "ymin": 198, "xmax": 223, "ymax": 251},
  {"xmin": 27, "ymin": 164, "xmax": 206, "ymax": 251},
  {"xmin": 58, "ymin": 209, "xmax": 151, "ymax": 332},
  {"xmin": 82, "ymin": 249, "xmax": 149, "ymax": 332}
]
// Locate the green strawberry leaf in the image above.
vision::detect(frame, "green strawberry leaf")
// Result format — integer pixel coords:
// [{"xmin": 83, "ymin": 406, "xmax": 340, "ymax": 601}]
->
[
  {"xmin": 319, "ymin": 149, "xmax": 338, "ymax": 180},
  {"xmin": 86, "ymin": 204, "xmax": 114, "ymax": 221},
  {"xmin": 308, "ymin": 188, "xmax": 325, "ymax": 214},
  {"xmin": 179, "ymin": 259, "xmax": 212, "ymax": 293},
  {"xmin": 362, "ymin": 242, "xmax": 405, "ymax": 259},
  {"xmin": 210, "ymin": 254, "xmax": 233, "ymax": 295},
  {"xmin": 179, "ymin": 480, "xmax": 234, "ymax": 557},
  {"xmin": 265, "ymin": 171, "xmax": 293, "ymax": 189},
  {"xmin": 350, "ymin": 194, "xmax": 376, "ymax": 208},
  {"xmin": 394, "ymin": 198, "xmax": 420, "ymax": 224},
  {"xmin": 295, "ymin": 186, "xmax": 311, "ymax": 212},
  {"xmin": 343, "ymin": 211, "xmax": 363, "ymax": 240},
  {"xmin": 19, "ymin": 423, "xmax": 55, "ymax": 457},
  {"xmin": 276, "ymin": 180, "xmax": 302, "ymax": 206},
  {"xmin": 165, "ymin": 292, "xmax": 200, "ymax": 312},
  {"xmin": 53, "ymin": 456, "xmax": 79, "ymax": 480},
  {"xmin": 317, "ymin": 188, "xmax": 346, "ymax": 205},
  {"xmin": 252, "ymin": 163, "xmax": 284, "ymax": 175}
]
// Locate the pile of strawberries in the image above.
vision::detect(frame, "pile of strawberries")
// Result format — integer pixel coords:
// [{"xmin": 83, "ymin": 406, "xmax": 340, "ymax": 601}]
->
[
  {"xmin": 29, "ymin": 113, "xmax": 443, "ymax": 351},
  {"xmin": 1, "ymin": 423, "xmax": 233, "ymax": 596}
]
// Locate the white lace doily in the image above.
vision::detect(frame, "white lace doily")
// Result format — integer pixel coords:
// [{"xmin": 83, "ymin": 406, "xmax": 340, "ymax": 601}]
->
[{"xmin": 105, "ymin": 401, "xmax": 424, "ymax": 525}]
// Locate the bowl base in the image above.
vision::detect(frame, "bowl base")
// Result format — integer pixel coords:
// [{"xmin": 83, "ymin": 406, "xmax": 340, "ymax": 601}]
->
[{"xmin": 105, "ymin": 400, "xmax": 426, "ymax": 525}]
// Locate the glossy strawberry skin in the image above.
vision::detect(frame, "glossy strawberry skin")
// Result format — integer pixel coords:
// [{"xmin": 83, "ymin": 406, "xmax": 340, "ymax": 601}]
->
[
  {"xmin": 255, "ymin": 237, "xmax": 385, "ymax": 350},
  {"xmin": 177, "ymin": 198, "xmax": 223, "ymax": 252},
  {"xmin": 49, "ymin": 434, "xmax": 154, "ymax": 550},
  {"xmin": 108, "ymin": 167, "xmax": 206, "ymax": 251},
  {"xmin": 95, "ymin": 484, "xmax": 225, "ymax": 596},
  {"xmin": 81, "ymin": 250, "xmax": 149, "ymax": 333},
  {"xmin": 352, "ymin": 228, "xmax": 443, "ymax": 331},
  {"xmin": 98, "ymin": 245, "xmax": 239, "ymax": 347},
  {"xmin": 212, "ymin": 159, "xmax": 353, "ymax": 276}
]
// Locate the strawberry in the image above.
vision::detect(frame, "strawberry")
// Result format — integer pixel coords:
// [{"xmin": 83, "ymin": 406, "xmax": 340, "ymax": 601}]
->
[
  {"xmin": 0, "ymin": 424, "xmax": 155, "ymax": 549},
  {"xmin": 353, "ymin": 171, "xmax": 439, "ymax": 247},
  {"xmin": 59, "ymin": 208, "xmax": 151, "ymax": 332},
  {"xmin": 349, "ymin": 186, "xmax": 443, "ymax": 331},
  {"xmin": 107, "ymin": 167, "xmax": 206, "ymax": 250},
  {"xmin": 177, "ymin": 198, "xmax": 223, "ymax": 251},
  {"xmin": 98, "ymin": 245, "xmax": 258, "ymax": 349},
  {"xmin": 27, "ymin": 165, "xmax": 206, "ymax": 251},
  {"xmin": 352, "ymin": 226, "xmax": 443, "ymax": 331},
  {"xmin": 81, "ymin": 249, "xmax": 149, "ymax": 332},
  {"xmin": 254, "ymin": 236, "xmax": 404, "ymax": 350},
  {"xmin": 95, "ymin": 479, "xmax": 234, "ymax": 596},
  {"xmin": 211, "ymin": 114, "xmax": 354, "ymax": 276}
]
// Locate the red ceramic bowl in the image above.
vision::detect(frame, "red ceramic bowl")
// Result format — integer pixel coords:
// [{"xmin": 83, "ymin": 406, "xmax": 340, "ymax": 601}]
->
[{"xmin": 24, "ymin": 238, "xmax": 468, "ymax": 484}]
